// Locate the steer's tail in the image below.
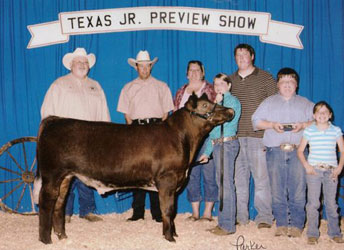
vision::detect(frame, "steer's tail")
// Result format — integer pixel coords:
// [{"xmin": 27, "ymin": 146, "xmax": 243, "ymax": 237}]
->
[
  {"xmin": 33, "ymin": 120, "xmax": 45, "ymax": 205},
  {"xmin": 33, "ymin": 175, "xmax": 42, "ymax": 204}
]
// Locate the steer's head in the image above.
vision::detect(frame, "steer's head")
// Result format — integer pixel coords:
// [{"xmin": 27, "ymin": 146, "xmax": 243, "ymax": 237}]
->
[{"xmin": 184, "ymin": 93, "xmax": 235, "ymax": 129}]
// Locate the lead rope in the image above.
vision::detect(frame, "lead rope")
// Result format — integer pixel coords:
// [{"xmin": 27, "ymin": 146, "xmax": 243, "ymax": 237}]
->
[{"xmin": 219, "ymin": 96, "xmax": 224, "ymax": 212}]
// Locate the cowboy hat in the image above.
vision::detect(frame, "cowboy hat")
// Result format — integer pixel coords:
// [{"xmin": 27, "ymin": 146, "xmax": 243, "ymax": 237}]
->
[
  {"xmin": 62, "ymin": 48, "xmax": 96, "ymax": 70},
  {"xmin": 128, "ymin": 50, "xmax": 158, "ymax": 68}
]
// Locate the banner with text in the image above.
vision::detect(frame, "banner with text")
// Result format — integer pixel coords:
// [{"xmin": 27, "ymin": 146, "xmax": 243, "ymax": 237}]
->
[{"xmin": 27, "ymin": 6, "xmax": 304, "ymax": 49}]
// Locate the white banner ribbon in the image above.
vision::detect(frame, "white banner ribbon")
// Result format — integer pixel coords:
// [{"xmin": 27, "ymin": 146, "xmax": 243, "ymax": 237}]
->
[{"xmin": 27, "ymin": 7, "xmax": 303, "ymax": 49}]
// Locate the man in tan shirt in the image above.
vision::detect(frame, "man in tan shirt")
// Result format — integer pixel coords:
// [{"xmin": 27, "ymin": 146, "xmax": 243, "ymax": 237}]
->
[
  {"xmin": 41, "ymin": 48, "xmax": 110, "ymax": 223},
  {"xmin": 117, "ymin": 50, "xmax": 174, "ymax": 222}
]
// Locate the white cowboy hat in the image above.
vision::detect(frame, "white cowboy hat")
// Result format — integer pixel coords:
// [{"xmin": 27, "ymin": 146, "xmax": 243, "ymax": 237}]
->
[
  {"xmin": 62, "ymin": 48, "xmax": 96, "ymax": 70},
  {"xmin": 128, "ymin": 50, "xmax": 158, "ymax": 68}
]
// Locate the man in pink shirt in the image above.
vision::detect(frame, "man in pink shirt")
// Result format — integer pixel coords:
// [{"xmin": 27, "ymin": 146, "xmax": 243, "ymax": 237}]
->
[
  {"xmin": 41, "ymin": 48, "xmax": 110, "ymax": 223},
  {"xmin": 117, "ymin": 50, "xmax": 174, "ymax": 222}
]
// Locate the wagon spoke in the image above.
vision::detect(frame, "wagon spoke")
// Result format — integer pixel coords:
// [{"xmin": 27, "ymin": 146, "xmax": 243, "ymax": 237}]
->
[
  {"xmin": 14, "ymin": 183, "xmax": 27, "ymax": 211},
  {"xmin": 28, "ymin": 185, "xmax": 37, "ymax": 213},
  {"xmin": 5, "ymin": 150, "xmax": 24, "ymax": 172},
  {"xmin": 30, "ymin": 157, "xmax": 37, "ymax": 172},
  {"xmin": 22, "ymin": 142, "xmax": 29, "ymax": 171},
  {"xmin": 0, "ymin": 177, "xmax": 21, "ymax": 183},
  {"xmin": 0, "ymin": 165, "xmax": 21, "ymax": 176},
  {"xmin": 0, "ymin": 181, "xmax": 24, "ymax": 201}
]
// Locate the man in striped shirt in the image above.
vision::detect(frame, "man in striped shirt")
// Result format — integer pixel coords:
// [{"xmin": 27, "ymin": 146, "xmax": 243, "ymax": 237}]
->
[{"xmin": 230, "ymin": 44, "xmax": 277, "ymax": 229}]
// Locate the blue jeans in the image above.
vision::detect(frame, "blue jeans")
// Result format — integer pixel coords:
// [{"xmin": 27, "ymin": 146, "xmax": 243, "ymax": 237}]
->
[
  {"xmin": 234, "ymin": 137, "xmax": 273, "ymax": 225},
  {"xmin": 187, "ymin": 140, "xmax": 218, "ymax": 203},
  {"xmin": 213, "ymin": 140, "xmax": 239, "ymax": 233},
  {"xmin": 65, "ymin": 178, "xmax": 96, "ymax": 217},
  {"xmin": 266, "ymin": 147, "xmax": 306, "ymax": 229},
  {"xmin": 306, "ymin": 169, "xmax": 342, "ymax": 238}
]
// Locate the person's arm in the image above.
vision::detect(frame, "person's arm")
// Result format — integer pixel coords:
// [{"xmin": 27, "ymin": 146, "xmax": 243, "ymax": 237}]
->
[
  {"xmin": 199, "ymin": 127, "xmax": 217, "ymax": 164},
  {"xmin": 124, "ymin": 114, "xmax": 133, "ymax": 125},
  {"xmin": 291, "ymin": 101, "xmax": 314, "ymax": 133},
  {"xmin": 251, "ymin": 96, "xmax": 284, "ymax": 133},
  {"xmin": 41, "ymin": 82, "xmax": 58, "ymax": 120},
  {"xmin": 290, "ymin": 120, "xmax": 313, "ymax": 133},
  {"xmin": 332, "ymin": 135, "xmax": 344, "ymax": 179},
  {"xmin": 297, "ymin": 137, "xmax": 316, "ymax": 175},
  {"xmin": 162, "ymin": 112, "xmax": 169, "ymax": 121},
  {"xmin": 199, "ymin": 137, "xmax": 213, "ymax": 164},
  {"xmin": 99, "ymin": 88, "xmax": 111, "ymax": 122},
  {"xmin": 265, "ymin": 73, "xmax": 278, "ymax": 97},
  {"xmin": 256, "ymin": 120, "xmax": 284, "ymax": 133}
]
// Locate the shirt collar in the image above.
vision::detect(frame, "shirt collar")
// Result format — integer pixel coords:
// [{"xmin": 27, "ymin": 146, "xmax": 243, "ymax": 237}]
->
[
  {"xmin": 234, "ymin": 67, "xmax": 259, "ymax": 81},
  {"xmin": 277, "ymin": 93, "xmax": 297, "ymax": 101},
  {"xmin": 69, "ymin": 73, "xmax": 88, "ymax": 86}
]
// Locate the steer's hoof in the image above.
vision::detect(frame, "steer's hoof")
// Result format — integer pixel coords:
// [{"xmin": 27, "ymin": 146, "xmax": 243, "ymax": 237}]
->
[
  {"xmin": 165, "ymin": 235, "xmax": 176, "ymax": 242},
  {"xmin": 39, "ymin": 236, "xmax": 52, "ymax": 244},
  {"xmin": 56, "ymin": 232, "xmax": 68, "ymax": 240}
]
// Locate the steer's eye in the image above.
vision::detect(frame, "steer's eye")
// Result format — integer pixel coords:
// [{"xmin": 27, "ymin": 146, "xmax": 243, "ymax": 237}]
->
[{"xmin": 202, "ymin": 103, "xmax": 208, "ymax": 108}]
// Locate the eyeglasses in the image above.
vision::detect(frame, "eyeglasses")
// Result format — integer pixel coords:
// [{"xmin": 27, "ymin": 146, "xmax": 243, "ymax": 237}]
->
[{"xmin": 73, "ymin": 60, "xmax": 89, "ymax": 66}]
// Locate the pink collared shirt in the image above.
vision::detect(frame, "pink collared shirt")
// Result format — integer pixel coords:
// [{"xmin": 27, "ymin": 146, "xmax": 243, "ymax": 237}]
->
[
  {"xmin": 41, "ymin": 73, "xmax": 111, "ymax": 122},
  {"xmin": 117, "ymin": 76, "xmax": 174, "ymax": 119}
]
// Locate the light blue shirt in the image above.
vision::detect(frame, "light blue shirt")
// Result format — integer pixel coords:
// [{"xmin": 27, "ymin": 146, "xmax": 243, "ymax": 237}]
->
[
  {"xmin": 303, "ymin": 122, "xmax": 342, "ymax": 167},
  {"xmin": 204, "ymin": 92, "xmax": 241, "ymax": 156},
  {"xmin": 252, "ymin": 93, "xmax": 314, "ymax": 147}
]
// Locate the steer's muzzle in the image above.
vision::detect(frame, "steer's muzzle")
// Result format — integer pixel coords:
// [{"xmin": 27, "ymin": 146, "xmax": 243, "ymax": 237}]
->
[{"xmin": 211, "ymin": 105, "xmax": 235, "ymax": 125}]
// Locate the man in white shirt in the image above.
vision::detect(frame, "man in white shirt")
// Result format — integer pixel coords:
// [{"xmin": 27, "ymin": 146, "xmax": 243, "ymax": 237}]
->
[{"xmin": 41, "ymin": 48, "xmax": 110, "ymax": 222}]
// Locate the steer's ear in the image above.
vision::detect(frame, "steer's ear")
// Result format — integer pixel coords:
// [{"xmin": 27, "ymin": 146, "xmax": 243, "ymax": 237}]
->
[
  {"xmin": 186, "ymin": 92, "xmax": 198, "ymax": 109},
  {"xmin": 199, "ymin": 93, "xmax": 209, "ymax": 101}
]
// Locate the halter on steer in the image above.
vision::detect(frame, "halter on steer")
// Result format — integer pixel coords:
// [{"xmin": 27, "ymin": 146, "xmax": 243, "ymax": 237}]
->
[{"xmin": 185, "ymin": 103, "xmax": 218, "ymax": 120}]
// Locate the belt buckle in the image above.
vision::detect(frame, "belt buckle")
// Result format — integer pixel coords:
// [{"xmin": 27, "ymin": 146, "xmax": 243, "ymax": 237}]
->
[
  {"xmin": 212, "ymin": 138, "xmax": 222, "ymax": 146},
  {"xmin": 280, "ymin": 143, "xmax": 295, "ymax": 152},
  {"xmin": 316, "ymin": 164, "xmax": 334, "ymax": 170}
]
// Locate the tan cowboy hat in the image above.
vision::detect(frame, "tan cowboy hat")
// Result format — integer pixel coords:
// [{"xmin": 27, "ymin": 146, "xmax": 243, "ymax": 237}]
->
[
  {"xmin": 128, "ymin": 50, "xmax": 158, "ymax": 68},
  {"xmin": 62, "ymin": 48, "xmax": 96, "ymax": 70}
]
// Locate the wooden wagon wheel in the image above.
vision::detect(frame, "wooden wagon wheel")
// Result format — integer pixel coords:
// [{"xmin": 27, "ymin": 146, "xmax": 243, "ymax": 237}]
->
[{"xmin": 0, "ymin": 136, "xmax": 38, "ymax": 215}]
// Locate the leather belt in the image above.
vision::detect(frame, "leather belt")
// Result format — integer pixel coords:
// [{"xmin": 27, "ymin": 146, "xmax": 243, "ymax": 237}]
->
[
  {"xmin": 313, "ymin": 163, "xmax": 335, "ymax": 171},
  {"xmin": 132, "ymin": 118, "xmax": 162, "ymax": 125},
  {"xmin": 280, "ymin": 143, "xmax": 297, "ymax": 152},
  {"xmin": 212, "ymin": 136, "xmax": 238, "ymax": 145}
]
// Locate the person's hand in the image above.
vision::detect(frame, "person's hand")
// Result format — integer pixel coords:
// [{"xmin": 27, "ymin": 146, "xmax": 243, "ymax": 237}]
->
[
  {"xmin": 215, "ymin": 93, "xmax": 223, "ymax": 103},
  {"xmin": 199, "ymin": 154, "xmax": 209, "ymax": 164},
  {"xmin": 304, "ymin": 164, "xmax": 317, "ymax": 175},
  {"xmin": 271, "ymin": 122, "xmax": 284, "ymax": 133},
  {"xmin": 291, "ymin": 122, "xmax": 303, "ymax": 133},
  {"xmin": 331, "ymin": 167, "xmax": 343, "ymax": 180}
]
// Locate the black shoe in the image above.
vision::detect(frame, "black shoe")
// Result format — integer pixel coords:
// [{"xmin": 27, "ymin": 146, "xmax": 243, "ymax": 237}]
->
[
  {"xmin": 153, "ymin": 216, "xmax": 162, "ymax": 223},
  {"xmin": 127, "ymin": 215, "xmax": 144, "ymax": 221}
]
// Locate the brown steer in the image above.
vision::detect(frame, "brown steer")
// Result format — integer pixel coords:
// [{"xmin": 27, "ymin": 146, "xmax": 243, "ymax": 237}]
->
[{"xmin": 36, "ymin": 93, "xmax": 234, "ymax": 244}]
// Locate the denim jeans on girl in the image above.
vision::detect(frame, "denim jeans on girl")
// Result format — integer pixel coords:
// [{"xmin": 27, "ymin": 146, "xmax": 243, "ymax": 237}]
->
[
  {"xmin": 266, "ymin": 147, "xmax": 306, "ymax": 229},
  {"xmin": 306, "ymin": 169, "xmax": 342, "ymax": 238},
  {"xmin": 186, "ymin": 140, "xmax": 218, "ymax": 203},
  {"xmin": 213, "ymin": 139, "xmax": 239, "ymax": 233}
]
